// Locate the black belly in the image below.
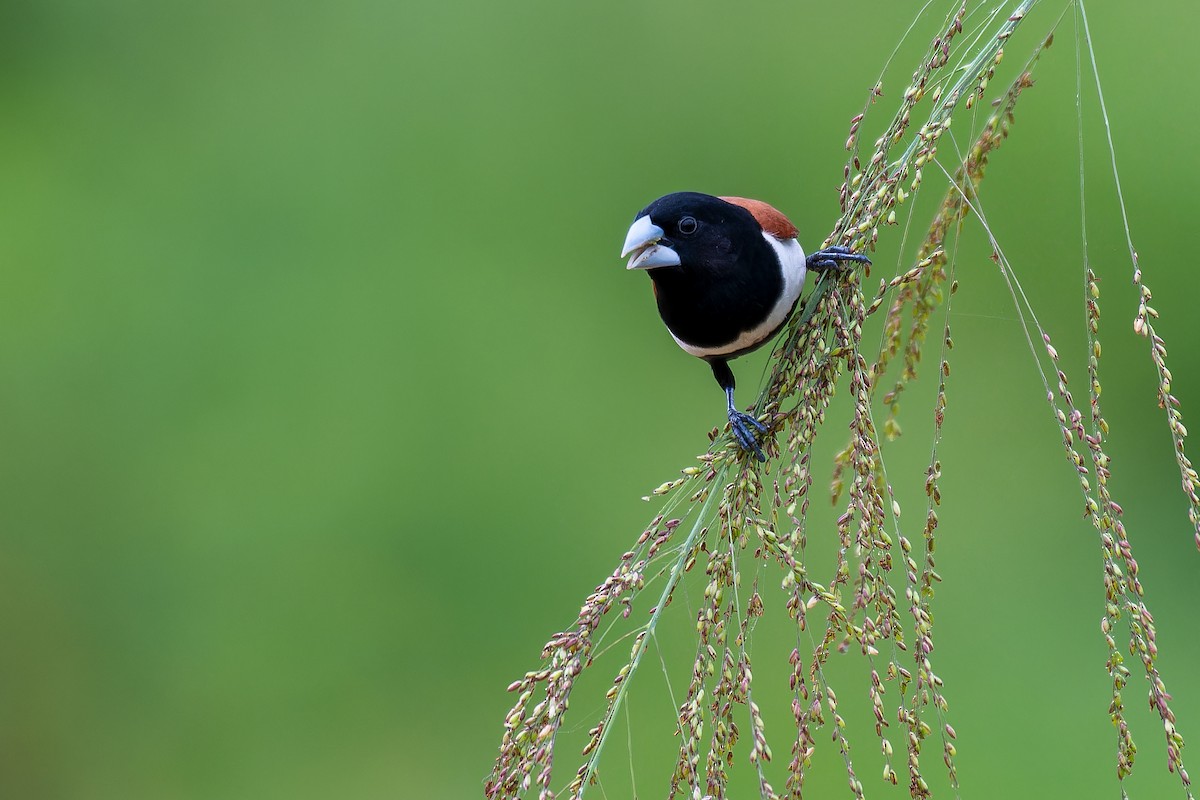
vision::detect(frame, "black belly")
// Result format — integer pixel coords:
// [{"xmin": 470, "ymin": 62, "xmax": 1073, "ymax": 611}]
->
[{"xmin": 651, "ymin": 246, "xmax": 785, "ymax": 351}]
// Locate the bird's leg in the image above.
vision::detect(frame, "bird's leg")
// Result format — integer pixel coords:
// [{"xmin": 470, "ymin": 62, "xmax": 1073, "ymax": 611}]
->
[
  {"xmin": 806, "ymin": 245, "xmax": 872, "ymax": 273},
  {"xmin": 710, "ymin": 359, "xmax": 767, "ymax": 462}
]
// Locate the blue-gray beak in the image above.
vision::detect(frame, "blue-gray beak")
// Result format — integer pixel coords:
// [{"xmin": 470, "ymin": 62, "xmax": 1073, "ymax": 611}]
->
[{"xmin": 621, "ymin": 215, "xmax": 682, "ymax": 270}]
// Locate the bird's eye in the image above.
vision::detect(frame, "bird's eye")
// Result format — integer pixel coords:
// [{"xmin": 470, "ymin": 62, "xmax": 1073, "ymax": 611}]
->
[{"xmin": 678, "ymin": 216, "xmax": 698, "ymax": 235}]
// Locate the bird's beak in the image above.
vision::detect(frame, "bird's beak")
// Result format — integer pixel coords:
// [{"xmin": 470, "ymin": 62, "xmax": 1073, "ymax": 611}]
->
[{"xmin": 621, "ymin": 215, "xmax": 681, "ymax": 270}]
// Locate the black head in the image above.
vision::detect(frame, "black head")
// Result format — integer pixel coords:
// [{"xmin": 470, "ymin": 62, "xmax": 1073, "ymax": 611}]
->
[{"xmin": 620, "ymin": 192, "xmax": 763, "ymax": 274}]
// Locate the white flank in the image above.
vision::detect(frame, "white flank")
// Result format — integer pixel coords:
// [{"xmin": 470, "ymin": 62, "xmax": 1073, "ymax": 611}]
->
[{"xmin": 670, "ymin": 233, "xmax": 807, "ymax": 358}]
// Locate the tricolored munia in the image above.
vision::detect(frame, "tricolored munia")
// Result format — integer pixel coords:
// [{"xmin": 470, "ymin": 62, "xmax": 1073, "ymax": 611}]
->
[{"xmin": 621, "ymin": 191, "xmax": 870, "ymax": 461}]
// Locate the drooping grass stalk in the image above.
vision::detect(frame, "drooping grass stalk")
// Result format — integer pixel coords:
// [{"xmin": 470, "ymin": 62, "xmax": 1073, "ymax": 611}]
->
[
  {"xmin": 1071, "ymin": 0, "xmax": 1195, "ymax": 791},
  {"xmin": 929, "ymin": 168, "xmax": 1194, "ymax": 798},
  {"xmin": 913, "ymin": 8, "xmax": 1195, "ymax": 793},
  {"xmin": 1075, "ymin": 1, "xmax": 1200, "ymax": 557}
]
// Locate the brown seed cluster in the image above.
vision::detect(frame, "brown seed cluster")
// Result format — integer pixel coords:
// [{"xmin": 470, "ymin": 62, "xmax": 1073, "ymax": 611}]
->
[
  {"xmin": 486, "ymin": 514, "xmax": 683, "ymax": 800},
  {"xmin": 1132, "ymin": 271, "xmax": 1200, "ymax": 554},
  {"xmin": 1130, "ymin": 277, "xmax": 1198, "ymax": 789},
  {"xmin": 1024, "ymin": 269, "xmax": 1193, "ymax": 797}
]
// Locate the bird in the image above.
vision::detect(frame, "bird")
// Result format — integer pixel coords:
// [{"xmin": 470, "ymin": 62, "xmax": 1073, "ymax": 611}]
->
[{"xmin": 620, "ymin": 191, "xmax": 870, "ymax": 461}]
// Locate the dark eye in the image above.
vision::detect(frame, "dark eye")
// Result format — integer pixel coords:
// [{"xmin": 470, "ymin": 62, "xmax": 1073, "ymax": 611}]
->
[{"xmin": 678, "ymin": 216, "xmax": 698, "ymax": 235}]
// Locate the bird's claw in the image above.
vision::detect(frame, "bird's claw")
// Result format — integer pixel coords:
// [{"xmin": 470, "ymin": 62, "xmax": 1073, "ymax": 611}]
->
[
  {"xmin": 806, "ymin": 245, "xmax": 871, "ymax": 273},
  {"xmin": 729, "ymin": 410, "xmax": 768, "ymax": 462}
]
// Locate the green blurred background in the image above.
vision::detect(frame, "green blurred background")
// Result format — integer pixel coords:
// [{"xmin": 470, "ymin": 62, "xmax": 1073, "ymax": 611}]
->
[{"xmin": 2, "ymin": 1, "xmax": 1198, "ymax": 797}]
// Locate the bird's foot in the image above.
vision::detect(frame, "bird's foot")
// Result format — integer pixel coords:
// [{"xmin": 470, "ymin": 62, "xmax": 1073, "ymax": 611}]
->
[
  {"xmin": 729, "ymin": 409, "xmax": 768, "ymax": 462},
  {"xmin": 806, "ymin": 245, "xmax": 872, "ymax": 272}
]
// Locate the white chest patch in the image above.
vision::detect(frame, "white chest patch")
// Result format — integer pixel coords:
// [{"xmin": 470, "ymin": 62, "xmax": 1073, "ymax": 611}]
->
[{"xmin": 670, "ymin": 234, "xmax": 808, "ymax": 358}]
